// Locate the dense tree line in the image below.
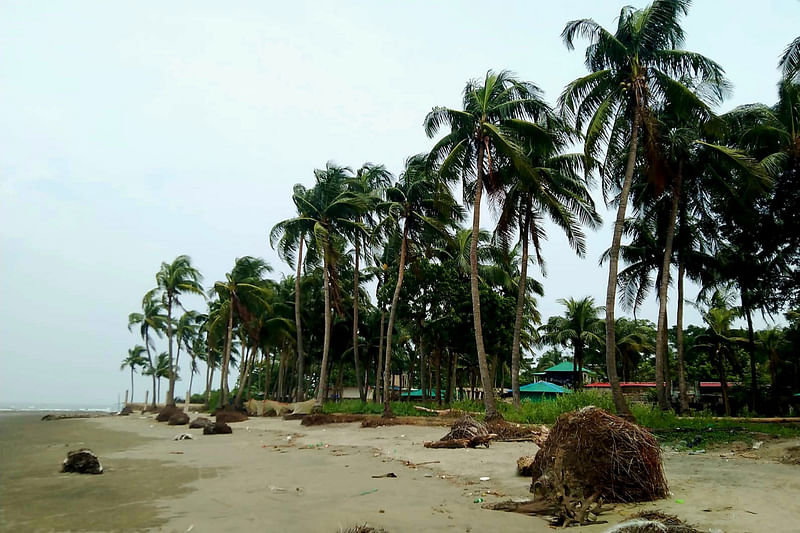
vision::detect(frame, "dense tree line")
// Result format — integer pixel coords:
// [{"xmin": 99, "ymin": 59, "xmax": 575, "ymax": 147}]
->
[{"xmin": 122, "ymin": 0, "xmax": 800, "ymax": 418}]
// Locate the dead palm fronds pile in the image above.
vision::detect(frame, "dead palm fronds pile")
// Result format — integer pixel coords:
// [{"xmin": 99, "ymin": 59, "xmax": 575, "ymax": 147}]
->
[
  {"xmin": 423, "ymin": 415, "xmax": 495, "ymax": 448},
  {"xmin": 524, "ymin": 407, "xmax": 667, "ymax": 526}
]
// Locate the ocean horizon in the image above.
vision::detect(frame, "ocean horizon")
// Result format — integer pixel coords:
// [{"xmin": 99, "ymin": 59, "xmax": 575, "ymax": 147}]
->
[{"xmin": 0, "ymin": 401, "xmax": 118, "ymax": 413}]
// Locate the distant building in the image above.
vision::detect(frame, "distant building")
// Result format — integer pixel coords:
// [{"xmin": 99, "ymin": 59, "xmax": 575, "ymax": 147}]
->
[
  {"xmin": 517, "ymin": 381, "xmax": 567, "ymax": 402},
  {"xmin": 534, "ymin": 362, "xmax": 598, "ymax": 389}
]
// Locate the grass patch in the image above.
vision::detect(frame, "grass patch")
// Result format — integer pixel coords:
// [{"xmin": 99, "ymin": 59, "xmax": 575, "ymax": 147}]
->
[{"xmin": 321, "ymin": 393, "xmax": 800, "ymax": 446}]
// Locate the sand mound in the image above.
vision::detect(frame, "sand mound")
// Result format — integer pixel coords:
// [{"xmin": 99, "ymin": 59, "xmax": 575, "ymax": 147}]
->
[
  {"xmin": 168, "ymin": 412, "xmax": 189, "ymax": 425},
  {"xmin": 203, "ymin": 421, "xmax": 232, "ymax": 435},
  {"xmin": 62, "ymin": 449, "xmax": 103, "ymax": 475},
  {"xmin": 189, "ymin": 417, "xmax": 214, "ymax": 429}
]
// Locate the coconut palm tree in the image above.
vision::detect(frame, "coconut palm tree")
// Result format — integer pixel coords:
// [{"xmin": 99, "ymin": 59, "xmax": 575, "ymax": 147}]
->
[
  {"xmin": 374, "ymin": 154, "xmax": 463, "ymax": 417},
  {"xmin": 154, "ymin": 255, "xmax": 204, "ymax": 407},
  {"xmin": 424, "ymin": 70, "xmax": 552, "ymax": 420},
  {"xmin": 211, "ymin": 256, "xmax": 273, "ymax": 408},
  {"xmin": 779, "ymin": 36, "xmax": 800, "ymax": 82},
  {"xmin": 540, "ymin": 297, "xmax": 604, "ymax": 389},
  {"xmin": 295, "ymin": 164, "xmax": 367, "ymax": 410},
  {"xmin": 128, "ymin": 292, "xmax": 166, "ymax": 407},
  {"xmin": 495, "ymin": 116, "xmax": 601, "ymax": 407},
  {"xmin": 271, "ymin": 184, "xmax": 319, "ymax": 401},
  {"xmin": 559, "ymin": 0, "xmax": 726, "ymax": 418},
  {"xmin": 347, "ymin": 163, "xmax": 392, "ymax": 401},
  {"xmin": 120, "ymin": 345, "xmax": 147, "ymax": 405}
]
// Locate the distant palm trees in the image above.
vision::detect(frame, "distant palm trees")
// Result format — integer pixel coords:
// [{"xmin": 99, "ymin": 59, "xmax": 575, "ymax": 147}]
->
[{"xmin": 120, "ymin": 346, "xmax": 147, "ymax": 404}]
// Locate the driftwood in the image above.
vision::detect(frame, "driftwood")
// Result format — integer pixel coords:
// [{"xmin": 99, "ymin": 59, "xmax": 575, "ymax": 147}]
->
[
  {"xmin": 414, "ymin": 406, "xmax": 480, "ymax": 416},
  {"xmin": 423, "ymin": 434, "xmax": 496, "ymax": 448}
]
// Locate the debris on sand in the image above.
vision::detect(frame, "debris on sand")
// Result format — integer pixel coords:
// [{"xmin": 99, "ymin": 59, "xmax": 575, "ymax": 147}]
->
[
  {"xmin": 156, "ymin": 405, "xmax": 184, "ymax": 423},
  {"xmin": 168, "ymin": 411, "xmax": 190, "ymax": 425},
  {"xmin": 606, "ymin": 511, "xmax": 701, "ymax": 533},
  {"xmin": 517, "ymin": 455, "xmax": 536, "ymax": 476},
  {"xmin": 301, "ymin": 414, "xmax": 366, "ymax": 426},
  {"xmin": 189, "ymin": 416, "xmax": 214, "ymax": 430},
  {"xmin": 520, "ymin": 407, "xmax": 667, "ymax": 527},
  {"xmin": 203, "ymin": 421, "xmax": 233, "ymax": 435},
  {"xmin": 173, "ymin": 433, "xmax": 193, "ymax": 441},
  {"xmin": 118, "ymin": 405, "xmax": 133, "ymax": 416},
  {"xmin": 62, "ymin": 449, "xmax": 103, "ymax": 474},
  {"xmin": 339, "ymin": 525, "xmax": 387, "ymax": 533},
  {"xmin": 423, "ymin": 416, "xmax": 496, "ymax": 448},
  {"xmin": 485, "ymin": 420, "xmax": 550, "ymax": 445},
  {"xmin": 213, "ymin": 408, "xmax": 248, "ymax": 424}
]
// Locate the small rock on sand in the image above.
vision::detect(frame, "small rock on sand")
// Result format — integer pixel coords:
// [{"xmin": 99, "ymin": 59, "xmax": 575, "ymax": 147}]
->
[{"xmin": 203, "ymin": 421, "xmax": 232, "ymax": 435}]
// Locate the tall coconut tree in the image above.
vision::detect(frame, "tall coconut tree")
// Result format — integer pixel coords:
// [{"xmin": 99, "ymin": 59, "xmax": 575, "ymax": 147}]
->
[
  {"xmin": 779, "ymin": 36, "xmax": 800, "ymax": 82},
  {"xmin": 346, "ymin": 163, "xmax": 392, "ymax": 401},
  {"xmin": 424, "ymin": 70, "xmax": 552, "ymax": 420},
  {"xmin": 120, "ymin": 345, "xmax": 147, "ymax": 405},
  {"xmin": 299, "ymin": 163, "xmax": 367, "ymax": 411},
  {"xmin": 271, "ymin": 184, "xmax": 319, "ymax": 401},
  {"xmin": 560, "ymin": 0, "xmax": 726, "ymax": 418},
  {"xmin": 211, "ymin": 256, "xmax": 273, "ymax": 408},
  {"xmin": 540, "ymin": 297, "xmax": 604, "ymax": 389},
  {"xmin": 154, "ymin": 255, "xmax": 204, "ymax": 407},
  {"xmin": 128, "ymin": 292, "xmax": 166, "ymax": 407},
  {"xmin": 374, "ymin": 154, "xmax": 463, "ymax": 417},
  {"xmin": 495, "ymin": 116, "xmax": 601, "ymax": 407}
]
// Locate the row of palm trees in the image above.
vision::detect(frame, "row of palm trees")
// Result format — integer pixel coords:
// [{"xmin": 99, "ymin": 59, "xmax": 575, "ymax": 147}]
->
[{"xmin": 121, "ymin": 0, "xmax": 799, "ymax": 419}]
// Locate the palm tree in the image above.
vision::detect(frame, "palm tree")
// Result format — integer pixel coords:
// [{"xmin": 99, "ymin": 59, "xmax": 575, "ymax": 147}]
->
[
  {"xmin": 211, "ymin": 256, "xmax": 273, "ymax": 408},
  {"xmin": 375, "ymin": 154, "xmax": 462, "ymax": 417},
  {"xmin": 694, "ymin": 292, "xmax": 747, "ymax": 416},
  {"xmin": 271, "ymin": 184, "xmax": 318, "ymax": 401},
  {"xmin": 154, "ymin": 255, "xmax": 204, "ymax": 407},
  {"xmin": 424, "ymin": 70, "xmax": 552, "ymax": 420},
  {"xmin": 120, "ymin": 346, "xmax": 147, "ymax": 405},
  {"xmin": 175, "ymin": 310, "xmax": 203, "ymax": 402},
  {"xmin": 560, "ymin": 0, "xmax": 726, "ymax": 418},
  {"xmin": 292, "ymin": 164, "xmax": 366, "ymax": 410},
  {"xmin": 128, "ymin": 292, "xmax": 166, "ymax": 407},
  {"xmin": 541, "ymin": 297, "xmax": 604, "ymax": 389},
  {"xmin": 779, "ymin": 36, "xmax": 800, "ymax": 82},
  {"xmin": 347, "ymin": 163, "xmax": 392, "ymax": 401},
  {"xmin": 495, "ymin": 116, "xmax": 601, "ymax": 407}
]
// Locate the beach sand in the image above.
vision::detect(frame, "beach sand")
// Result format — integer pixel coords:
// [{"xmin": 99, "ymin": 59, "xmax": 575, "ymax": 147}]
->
[{"xmin": 2, "ymin": 412, "xmax": 799, "ymax": 532}]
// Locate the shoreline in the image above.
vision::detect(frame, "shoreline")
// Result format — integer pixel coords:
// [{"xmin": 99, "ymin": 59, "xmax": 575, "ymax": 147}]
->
[{"xmin": 2, "ymin": 413, "xmax": 799, "ymax": 532}]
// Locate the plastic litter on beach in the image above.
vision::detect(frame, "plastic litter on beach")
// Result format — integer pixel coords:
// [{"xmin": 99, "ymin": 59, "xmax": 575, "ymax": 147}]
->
[
  {"xmin": 479, "ymin": 476, "xmax": 491, "ymax": 481},
  {"xmin": 358, "ymin": 488, "xmax": 379, "ymax": 496},
  {"xmin": 752, "ymin": 441, "xmax": 764, "ymax": 450},
  {"xmin": 371, "ymin": 473, "xmax": 397, "ymax": 478},
  {"xmin": 687, "ymin": 449, "xmax": 705, "ymax": 455}
]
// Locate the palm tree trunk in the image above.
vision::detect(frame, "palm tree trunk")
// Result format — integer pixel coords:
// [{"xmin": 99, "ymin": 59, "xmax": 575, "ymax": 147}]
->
[
  {"xmin": 234, "ymin": 343, "xmax": 255, "ymax": 408},
  {"xmin": 511, "ymin": 205, "xmax": 531, "ymax": 408},
  {"xmin": 375, "ymin": 306, "xmax": 385, "ymax": 404},
  {"xmin": 471, "ymin": 142, "xmax": 501, "ymax": 421},
  {"xmin": 743, "ymin": 298, "xmax": 759, "ymax": 412},
  {"xmin": 655, "ymin": 173, "xmax": 681, "ymax": 410},
  {"xmin": 353, "ymin": 237, "xmax": 365, "ymax": 401},
  {"xmin": 314, "ymin": 255, "xmax": 333, "ymax": 410},
  {"xmin": 574, "ymin": 343, "xmax": 584, "ymax": 389},
  {"xmin": 165, "ymin": 295, "xmax": 176, "ymax": 407},
  {"xmin": 604, "ymin": 113, "xmax": 640, "ymax": 421},
  {"xmin": 130, "ymin": 368, "xmax": 135, "ymax": 405},
  {"xmin": 717, "ymin": 348, "xmax": 731, "ymax": 416},
  {"xmin": 676, "ymin": 262, "xmax": 690, "ymax": 413},
  {"xmin": 383, "ymin": 222, "xmax": 409, "ymax": 417},
  {"xmin": 295, "ymin": 237, "xmax": 306, "ymax": 402},
  {"xmin": 220, "ymin": 301, "xmax": 235, "ymax": 408},
  {"xmin": 144, "ymin": 334, "xmax": 157, "ymax": 408},
  {"xmin": 188, "ymin": 359, "xmax": 195, "ymax": 402}
]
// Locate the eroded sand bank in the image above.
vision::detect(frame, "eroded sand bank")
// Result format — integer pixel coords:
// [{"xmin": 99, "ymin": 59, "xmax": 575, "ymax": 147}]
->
[{"xmin": 2, "ymin": 413, "xmax": 799, "ymax": 532}]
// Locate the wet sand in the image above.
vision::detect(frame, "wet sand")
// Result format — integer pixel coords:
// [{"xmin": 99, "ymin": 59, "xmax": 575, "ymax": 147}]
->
[{"xmin": 2, "ymin": 412, "xmax": 799, "ymax": 532}]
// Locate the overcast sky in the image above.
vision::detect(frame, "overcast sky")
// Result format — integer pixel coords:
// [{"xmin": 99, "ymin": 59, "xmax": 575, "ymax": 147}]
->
[{"xmin": 1, "ymin": 1, "xmax": 797, "ymax": 407}]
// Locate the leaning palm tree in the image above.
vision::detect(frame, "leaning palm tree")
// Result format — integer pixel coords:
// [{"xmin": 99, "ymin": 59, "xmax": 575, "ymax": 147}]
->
[
  {"xmin": 424, "ymin": 70, "xmax": 552, "ymax": 420},
  {"xmin": 559, "ymin": 0, "xmax": 726, "ymax": 418},
  {"xmin": 375, "ymin": 154, "xmax": 463, "ymax": 417},
  {"xmin": 154, "ymin": 255, "xmax": 204, "ymax": 407},
  {"xmin": 128, "ymin": 292, "xmax": 166, "ymax": 407},
  {"xmin": 540, "ymin": 297, "xmax": 604, "ymax": 389},
  {"xmin": 495, "ymin": 116, "xmax": 601, "ymax": 407},
  {"xmin": 120, "ymin": 345, "xmax": 147, "ymax": 405}
]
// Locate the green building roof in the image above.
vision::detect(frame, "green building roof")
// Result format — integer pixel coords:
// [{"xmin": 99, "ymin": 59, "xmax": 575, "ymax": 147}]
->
[
  {"xmin": 519, "ymin": 381, "xmax": 567, "ymax": 394},
  {"xmin": 543, "ymin": 361, "xmax": 597, "ymax": 375}
]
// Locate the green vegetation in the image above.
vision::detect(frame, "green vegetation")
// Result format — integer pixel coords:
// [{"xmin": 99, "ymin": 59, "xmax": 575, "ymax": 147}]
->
[{"xmin": 122, "ymin": 1, "xmax": 800, "ymax": 423}]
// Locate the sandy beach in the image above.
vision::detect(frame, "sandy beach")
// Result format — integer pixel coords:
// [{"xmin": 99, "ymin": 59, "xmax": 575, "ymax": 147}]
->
[{"xmin": 2, "ymin": 412, "xmax": 799, "ymax": 532}]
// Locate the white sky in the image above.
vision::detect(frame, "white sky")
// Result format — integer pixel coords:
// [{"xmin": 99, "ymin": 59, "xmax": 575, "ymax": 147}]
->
[{"xmin": 1, "ymin": 1, "xmax": 797, "ymax": 406}]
